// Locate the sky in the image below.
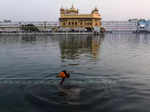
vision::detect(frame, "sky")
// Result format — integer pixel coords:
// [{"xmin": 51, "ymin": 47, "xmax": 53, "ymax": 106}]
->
[{"xmin": 0, "ymin": 0, "xmax": 150, "ymax": 21}]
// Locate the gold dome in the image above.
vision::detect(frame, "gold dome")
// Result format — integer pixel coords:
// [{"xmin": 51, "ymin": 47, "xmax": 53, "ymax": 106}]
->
[
  {"xmin": 91, "ymin": 7, "xmax": 99, "ymax": 14},
  {"xmin": 94, "ymin": 7, "xmax": 99, "ymax": 11},
  {"xmin": 60, "ymin": 8, "xmax": 65, "ymax": 11}
]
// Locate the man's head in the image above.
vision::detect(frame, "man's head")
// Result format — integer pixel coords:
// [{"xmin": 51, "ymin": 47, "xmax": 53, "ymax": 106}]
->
[{"xmin": 62, "ymin": 70, "xmax": 70, "ymax": 78}]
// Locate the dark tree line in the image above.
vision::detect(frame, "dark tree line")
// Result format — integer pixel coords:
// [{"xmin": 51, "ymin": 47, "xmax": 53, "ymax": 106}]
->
[{"xmin": 20, "ymin": 24, "xmax": 40, "ymax": 32}]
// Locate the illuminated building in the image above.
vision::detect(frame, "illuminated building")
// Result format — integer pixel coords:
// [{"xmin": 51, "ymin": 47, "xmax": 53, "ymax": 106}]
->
[{"xmin": 59, "ymin": 5, "xmax": 102, "ymax": 31}]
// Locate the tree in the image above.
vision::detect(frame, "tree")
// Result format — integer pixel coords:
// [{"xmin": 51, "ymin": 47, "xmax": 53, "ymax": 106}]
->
[{"xmin": 20, "ymin": 24, "xmax": 40, "ymax": 32}]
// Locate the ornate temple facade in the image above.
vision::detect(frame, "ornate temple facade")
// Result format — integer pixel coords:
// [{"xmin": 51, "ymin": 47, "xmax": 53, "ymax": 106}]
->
[{"xmin": 59, "ymin": 5, "xmax": 102, "ymax": 31}]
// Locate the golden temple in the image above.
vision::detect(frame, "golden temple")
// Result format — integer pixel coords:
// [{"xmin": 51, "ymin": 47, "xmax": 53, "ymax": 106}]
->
[{"xmin": 59, "ymin": 5, "xmax": 102, "ymax": 31}]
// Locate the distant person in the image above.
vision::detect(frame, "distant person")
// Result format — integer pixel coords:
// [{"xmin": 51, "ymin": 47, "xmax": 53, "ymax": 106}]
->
[{"xmin": 57, "ymin": 70, "xmax": 70, "ymax": 85}]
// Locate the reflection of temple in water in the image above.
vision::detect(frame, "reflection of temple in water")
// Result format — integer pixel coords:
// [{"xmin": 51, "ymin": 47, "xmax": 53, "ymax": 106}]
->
[{"xmin": 59, "ymin": 35, "xmax": 104, "ymax": 59}]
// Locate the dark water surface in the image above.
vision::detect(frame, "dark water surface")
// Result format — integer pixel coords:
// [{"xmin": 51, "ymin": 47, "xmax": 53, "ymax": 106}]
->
[{"xmin": 0, "ymin": 33, "xmax": 150, "ymax": 112}]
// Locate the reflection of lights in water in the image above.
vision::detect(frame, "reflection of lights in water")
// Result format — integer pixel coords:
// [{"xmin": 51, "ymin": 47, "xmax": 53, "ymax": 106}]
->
[{"xmin": 59, "ymin": 35, "xmax": 104, "ymax": 60}]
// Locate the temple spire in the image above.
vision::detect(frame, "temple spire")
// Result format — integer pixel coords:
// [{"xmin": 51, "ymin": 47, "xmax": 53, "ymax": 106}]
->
[
  {"xmin": 72, "ymin": 4, "xmax": 74, "ymax": 8},
  {"xmin": 71, "ymin": 4, "xmax": 75, "ymax": 9}
]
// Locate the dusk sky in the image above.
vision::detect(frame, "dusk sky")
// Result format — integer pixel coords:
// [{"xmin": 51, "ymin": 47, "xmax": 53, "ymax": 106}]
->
[{"xmin": 0, "ymin": 0, "xmax": 149, "ymax": 21}]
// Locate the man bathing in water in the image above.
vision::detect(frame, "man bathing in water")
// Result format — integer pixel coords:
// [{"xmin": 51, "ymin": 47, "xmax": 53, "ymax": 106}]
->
[{"xmin": 57, "ymin": 70, "xmax": 70, "ymax": 85}]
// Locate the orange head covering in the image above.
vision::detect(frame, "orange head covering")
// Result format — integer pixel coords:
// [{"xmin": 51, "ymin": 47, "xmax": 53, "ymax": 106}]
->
[{"xmin": 57, "ymin": 70, "xmax": 70, "ymax": 78}]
